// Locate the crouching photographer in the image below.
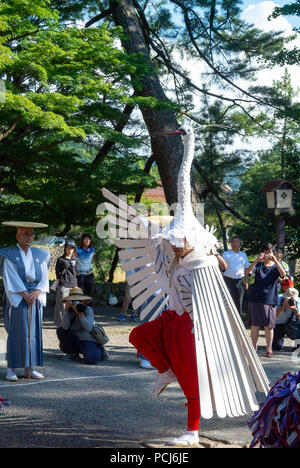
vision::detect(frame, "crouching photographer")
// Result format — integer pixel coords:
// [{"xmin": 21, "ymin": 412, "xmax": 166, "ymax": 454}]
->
[
  {"xmin": 56, "ymin": 287, "xmax": 109, "ymax": 364},
  {"xmin": 273, "ymin": 287, "xmax": 300, "ymax": 351}
]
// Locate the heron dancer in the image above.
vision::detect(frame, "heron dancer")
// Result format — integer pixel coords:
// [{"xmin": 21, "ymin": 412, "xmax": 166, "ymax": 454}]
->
[{"xmin": 102, "ymin": 125, "xmax": 270, "ymax": 446}]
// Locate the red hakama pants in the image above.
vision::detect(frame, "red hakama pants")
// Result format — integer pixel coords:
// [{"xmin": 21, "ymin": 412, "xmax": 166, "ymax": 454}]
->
[{"xmin": 129, "ymin": 310, "xmax": 200, "ymax": 431}]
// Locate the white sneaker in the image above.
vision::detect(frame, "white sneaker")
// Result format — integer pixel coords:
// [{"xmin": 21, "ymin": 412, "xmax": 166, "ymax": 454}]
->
[
  {"xmin": 6, "ymin": 368, "xmax": 18, "ymax": 381},
  {"xmin": 24, "ymin": 368, "xmax": 44, "ymax": 380},
  {"xmin": 167, "ymin": 431, "xmax": 199, "ymax": 447},
  {"xmin": 139, "ymin": 358, "xmax": 154, "ymax": 369},
  {"xmin": 152, "ymin": 369, "xmax": 176, "ymax": 397}
]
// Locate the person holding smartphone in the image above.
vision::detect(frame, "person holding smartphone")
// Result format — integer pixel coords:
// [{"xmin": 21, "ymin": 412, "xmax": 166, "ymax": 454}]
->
[{"xmin": 246, "ymin": 242, "xmax": 286, "ymax": 358}]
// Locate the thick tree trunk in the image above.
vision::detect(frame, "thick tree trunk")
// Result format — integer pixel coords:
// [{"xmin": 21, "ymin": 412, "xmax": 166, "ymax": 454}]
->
[{"xmin": 109, "ymin": 0, "xmax": 183, "ymax": 205}]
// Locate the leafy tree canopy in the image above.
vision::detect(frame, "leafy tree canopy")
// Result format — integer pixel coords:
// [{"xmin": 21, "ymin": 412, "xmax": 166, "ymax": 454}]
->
[{"xmin": 0, "ymin": 0, "xmax": 167, "ymax": 246}]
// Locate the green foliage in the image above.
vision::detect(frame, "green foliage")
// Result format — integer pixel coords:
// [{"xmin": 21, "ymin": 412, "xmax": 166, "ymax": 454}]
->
[
  {"xmin": 191, "ymin": 97, "xmax": 255, "ymax": 244},
  {"xmin": 266, "ymin": 1, "xmax": 300, "ymax": 65},
  {"xmin": 271, "ymin": 1, "xmax": 300, "ymax": 20},
  {"xmin": 192, "ymin": 72, "xmax": 299, "ymax": 257},
  {"xmin": 294, "ymin": 271, "xmax": 300, "ymax": 292},
  {"xmin": 0, "ymin": 0, "xmax": 299, "ymax": 269},
  {"xmin": 231, "ymin": 150, "xmax": 299, "ymax": 257},
  {"xmin": 0, "ymin": 0, "xmax": 163, "ymax": 246}
]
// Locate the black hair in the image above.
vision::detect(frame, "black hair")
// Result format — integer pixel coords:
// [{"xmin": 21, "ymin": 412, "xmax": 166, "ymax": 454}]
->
[
  {"xmin": 80, "ymin": 233, "xmax": 92, "ymax": 248},
  {"xmin": 231, "ymin": 236, "xmax": 241, "ymax": 242},
  {"xmin": 262, "ymin": 242, "xmax": 274, "ymax": 252},
  {"xmin": 63, "ymin": 242, "xmax": 76, "ymax": 256}
]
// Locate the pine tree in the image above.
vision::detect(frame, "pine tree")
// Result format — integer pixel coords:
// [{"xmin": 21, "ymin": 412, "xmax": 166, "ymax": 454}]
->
[{"xmin": 0, "ymin": 0, "xmax": 159, "ymax": 244}]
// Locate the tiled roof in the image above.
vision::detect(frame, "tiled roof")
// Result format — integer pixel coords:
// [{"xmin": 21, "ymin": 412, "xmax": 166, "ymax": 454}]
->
[
  {"xmin": 259, "ymin": 179, "xmax": 300, "ymax": 193},
  {"xmin": 143, "ymin": 182, "xmax": 166, "ymax": 203}
]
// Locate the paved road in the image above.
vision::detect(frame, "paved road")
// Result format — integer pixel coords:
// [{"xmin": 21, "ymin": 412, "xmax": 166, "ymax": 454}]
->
[{"xmin": 0, "ymin": 306, "xmax": 299, "ymax": 448}]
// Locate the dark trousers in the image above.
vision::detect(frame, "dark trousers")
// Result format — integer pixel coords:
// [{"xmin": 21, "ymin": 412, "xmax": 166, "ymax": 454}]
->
[
  {"xmin": 273, "ymin": 324, "xmax": 285, "ymax": 350},
  {"xmin": 56, "ymin": 327, "xmax": 103, "ymax": 364},
  {"xmin": 224, "ymin": 277, "xmax": 245, "ymax": 316},
  {"xmin": 77, "ymin": 273, "xmax": 94, "ymax": 297}
]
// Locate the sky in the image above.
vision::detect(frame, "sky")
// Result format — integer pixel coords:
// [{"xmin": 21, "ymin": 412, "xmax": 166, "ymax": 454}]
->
[
  {"xmin": 233, "ymin": 2, "xmax": 299, "ymax": 151},
  {"xmin": 105, "ymin": 1, "xmax": 298, "ymax": 156},
  {"xmin": 165, "ymin": 1, "xmax": 299, "ymax": 152},
  {"xmin": 241, "ymin": 0, "xmax": 300, "ymax": 28},
  {"xmin": 168, "ymin": 1, "xmax": 299, "ymax": 97},
  {"xmin": 109, "ymin": 1, "xmax": 299, "ymax": 153},
  {"xmin": 240, "ymin": 1, "xmax": 300, "ymax": 91}
]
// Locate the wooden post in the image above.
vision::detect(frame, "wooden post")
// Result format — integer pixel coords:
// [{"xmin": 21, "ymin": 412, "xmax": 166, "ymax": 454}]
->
[
  {"xmin": 26, "ymin": 275, "xmax": 33, "ymax": 382},
  {"xmin": 28, "ymin": 304, "xmax": 32, "ymax": 382},
  {"xmin": 275, "ymin": 213, "xmax": 285, "ymax": 249}
]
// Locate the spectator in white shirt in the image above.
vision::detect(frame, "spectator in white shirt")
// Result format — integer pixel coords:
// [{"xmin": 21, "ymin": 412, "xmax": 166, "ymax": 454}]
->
[{"xmin": 222, "ymin": 236, "xmax": 250, "ymax": 317}]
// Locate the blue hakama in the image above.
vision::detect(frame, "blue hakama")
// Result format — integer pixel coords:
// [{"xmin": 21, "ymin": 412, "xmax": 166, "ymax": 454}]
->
[
  {"xmin": 0, "ymin": 246, "xmax": 50, "ymax": 369},
  {"xmin": 4, "ymin": 286, "xmax": 43, "ymax": 368}
]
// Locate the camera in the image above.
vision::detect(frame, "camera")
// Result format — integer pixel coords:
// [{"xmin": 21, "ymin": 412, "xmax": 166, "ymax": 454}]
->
[
  {"xmin": 72, "ymin": 300, "xmax": 87, "ymax": 313},
  {"xmin": 288, "ymin": 298, "xmax": 295, "ymax": 307}
]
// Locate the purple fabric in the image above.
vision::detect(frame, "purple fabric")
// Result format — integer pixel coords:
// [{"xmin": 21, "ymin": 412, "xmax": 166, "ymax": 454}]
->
[
  {"xmin": 248, "ymin": 371, "xmax": 300, "ymax": 448},
  {"xmin": 0, "ymin": 395, "xmax": 10, "ymax": 409}
]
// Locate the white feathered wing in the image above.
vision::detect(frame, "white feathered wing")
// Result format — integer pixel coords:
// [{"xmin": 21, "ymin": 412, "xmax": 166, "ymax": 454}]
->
[
  {"xmin": 191, "ymin": 259, "xmax": 270, "ymax": 419},
  {"xmin": 101, "ymin": 188, "xmax": 169, "ymax": 321}
]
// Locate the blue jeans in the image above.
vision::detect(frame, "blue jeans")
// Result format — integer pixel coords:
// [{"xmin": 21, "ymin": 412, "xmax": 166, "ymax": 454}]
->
[{"xmin": 57, "ymin": 327, "xmax": 103, "ymax": 364}]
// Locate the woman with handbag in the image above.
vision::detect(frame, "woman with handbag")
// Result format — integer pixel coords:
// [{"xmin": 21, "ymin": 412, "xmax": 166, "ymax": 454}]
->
[{"xmin": 56, "ymin": 287, "xmax": 109, "ymax": 364}]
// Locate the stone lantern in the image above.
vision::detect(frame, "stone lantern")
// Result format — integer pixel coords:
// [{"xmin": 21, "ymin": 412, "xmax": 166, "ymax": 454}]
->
[{"xmin": 259, "ymin": 179, "xmax": 300, "ymax": 248}]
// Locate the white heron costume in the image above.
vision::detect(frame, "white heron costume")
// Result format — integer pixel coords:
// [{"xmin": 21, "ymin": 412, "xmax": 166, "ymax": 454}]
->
[{"xmin": 102, "ymin": 125, "xmax": 270, "ymax": 446}]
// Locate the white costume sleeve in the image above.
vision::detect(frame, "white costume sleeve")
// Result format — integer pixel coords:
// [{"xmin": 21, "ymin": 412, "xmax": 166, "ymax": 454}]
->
[
  {"xmin": 35, "ymin": 261, "xmax": 49, "ymax": 307},
  {"xmin": 3, "ymin": 257, "xmax": 49, "ymax": 308},
  {"xmin": 18, "ymin": 246, "xmax": 49, "ymax": 306}
]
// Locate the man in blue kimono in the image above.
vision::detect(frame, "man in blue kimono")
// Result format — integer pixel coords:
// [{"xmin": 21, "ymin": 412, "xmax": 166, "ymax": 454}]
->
[{"xmin": 0, "ymin": 222, "xmax": 50, "ymax": 381}]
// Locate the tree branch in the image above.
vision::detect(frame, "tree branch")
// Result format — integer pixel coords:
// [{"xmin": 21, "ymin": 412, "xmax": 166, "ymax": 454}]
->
[
  {"xmin": 91, "ymin": 99, "xmax": 136, "ymax": 169},
  {"xmin": 130, "ymin": 4, "xmax": 261, "ymax": 106},
  {"xmin": 85, "ymin": 8, "xmax": 113, "ymax": 28},
  {"xmin": 193, "ymin": 159, "xmax": 260, "ymax": 227},
  {"xmin": 170, "ymin": 0, "xmax": 278, "ymax": 109},
  {"xmin": 56, "ymin": 222, "xmax": 73, "ymax": 237},
  {"xmin": 0, "ymin": 117, "xmax": 21, "ymax": 141}
]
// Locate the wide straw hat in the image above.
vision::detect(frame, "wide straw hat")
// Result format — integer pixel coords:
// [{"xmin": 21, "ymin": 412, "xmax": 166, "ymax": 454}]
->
[
  {"xmin": 2, "ymin": 221, "xmax": 48, "ymax": 228},
  {"xmin": 61, "ymin": 287, "xmax": 92, "ymax": 304},
  {"xmin": 147, "ymin": 215, "xmax": 173, "ymax": 228}
]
